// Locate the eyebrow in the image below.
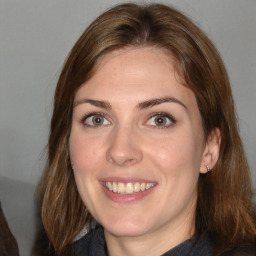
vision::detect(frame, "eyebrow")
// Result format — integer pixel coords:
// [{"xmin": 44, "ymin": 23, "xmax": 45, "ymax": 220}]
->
[
  {"xmin": 74, "ymin": 99, "xmax": 111, "ymax": 109},
  {"xmin": 137, "ymin": 97, "xmax": 187, "ymax": 110},
  {"xmin": 74, "ymin": 97, "xmax": 187, "ymax": 110}
]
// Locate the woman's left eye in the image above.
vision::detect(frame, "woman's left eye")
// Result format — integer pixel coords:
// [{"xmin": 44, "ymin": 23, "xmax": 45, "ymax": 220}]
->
[
  {"xmin": 82, "ymin": 114, "xmax": 110, "ymax": 127},
  {"xmin": 146, "ymin": 113, "xmax": 176, "ymax": 127}
]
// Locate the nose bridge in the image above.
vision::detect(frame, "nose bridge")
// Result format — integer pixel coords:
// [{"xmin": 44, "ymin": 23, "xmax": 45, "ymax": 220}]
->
[{"xmin": 106, "ymin": 123, "xmax": 143, "ymax": 166}]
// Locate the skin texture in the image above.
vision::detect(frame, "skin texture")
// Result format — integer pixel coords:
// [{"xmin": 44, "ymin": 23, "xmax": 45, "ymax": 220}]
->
[{"xmin": 69, "ymin": 47, "xmax": 220, "ymax": 256}]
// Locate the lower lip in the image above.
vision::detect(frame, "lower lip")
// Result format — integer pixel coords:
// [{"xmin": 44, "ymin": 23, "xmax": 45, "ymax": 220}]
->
[{"xmin": 101, "ymin": 184, "xmax": 156, "ymax": 203}]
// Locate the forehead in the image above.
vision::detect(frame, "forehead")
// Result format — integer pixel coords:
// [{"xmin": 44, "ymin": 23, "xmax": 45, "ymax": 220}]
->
[
  {"xmin": 73, "ymin": 46, "xmax": 203, "ymax": 132},
  {"xmin": 75, "ymin": 47, "xmax": 190, "ymax": 100},
  {"xmin": 96, "ymin": 46, "xmax": 178, "ymax": 80}
]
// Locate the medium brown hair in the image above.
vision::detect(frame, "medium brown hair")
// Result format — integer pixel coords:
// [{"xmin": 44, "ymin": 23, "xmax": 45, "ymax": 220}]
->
[{"xmin": 37, "ymin": 3, "xmax": 256, "ymax": 255}]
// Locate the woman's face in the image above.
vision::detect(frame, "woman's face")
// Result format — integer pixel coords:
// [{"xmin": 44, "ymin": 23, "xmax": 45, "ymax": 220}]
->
[{"xmin": 70, "ymin": 47, "xmax": 210, "ymax": 240}]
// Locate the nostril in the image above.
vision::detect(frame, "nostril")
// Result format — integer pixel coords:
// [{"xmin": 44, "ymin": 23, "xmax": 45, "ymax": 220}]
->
[
  {"xmin": 106, "ymin": 156, "xmax": 138, "ymax": 167},
  {"xmin": 123, "ymin": 158, "xmax": 136, "ymax": 166}
]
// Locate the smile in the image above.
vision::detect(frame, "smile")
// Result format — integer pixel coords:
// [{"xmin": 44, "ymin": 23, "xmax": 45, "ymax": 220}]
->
[{"xmin": 104, "ymin": 181, "xmax": 156, "ymax": 194}]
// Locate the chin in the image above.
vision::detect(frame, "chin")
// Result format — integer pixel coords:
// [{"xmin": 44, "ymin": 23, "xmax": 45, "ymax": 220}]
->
[{"xmin": 100, "ymin": 214, "xmax": 151, "ymax": 237}]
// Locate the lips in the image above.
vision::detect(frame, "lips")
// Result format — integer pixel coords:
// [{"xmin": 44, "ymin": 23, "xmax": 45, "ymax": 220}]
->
[
  {"xmin": 100, "ymin": 177, "xmax": 157, "ymax": 203},
  {"xmin": 104, "ymin": 181, "xmax": 156, "ymax": 194}
]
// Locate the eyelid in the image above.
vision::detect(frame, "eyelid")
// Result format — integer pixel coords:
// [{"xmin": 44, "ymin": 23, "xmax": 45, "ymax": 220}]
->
[
  {"xmin": 80, "ymin": 112, "xmax": 111, "ymax": 127},
  {"xmin": 145, "ymin": 112, "xmax": 176, "ymax": 128}
]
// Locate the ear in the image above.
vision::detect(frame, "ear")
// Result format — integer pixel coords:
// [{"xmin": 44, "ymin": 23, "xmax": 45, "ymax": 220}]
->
[{"xmin": 200, "ymin": 128, "xmax": 221, "ymax": 174}]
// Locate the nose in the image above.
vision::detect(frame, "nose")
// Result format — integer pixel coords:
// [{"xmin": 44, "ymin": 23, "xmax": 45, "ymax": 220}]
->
[{"xmin": 106, "ymin": 125, "xmax": 143, "ymax": 167}]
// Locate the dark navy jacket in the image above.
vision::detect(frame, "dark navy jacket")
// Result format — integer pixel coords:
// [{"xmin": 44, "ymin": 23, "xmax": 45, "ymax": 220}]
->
[{"xmin": 74, "ymin": 226, "xmax": 214, "ymax": 256}]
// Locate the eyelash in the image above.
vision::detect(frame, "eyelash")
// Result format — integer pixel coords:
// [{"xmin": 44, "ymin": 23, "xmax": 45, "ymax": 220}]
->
[
  {"xmin": 80, "ymin": 112, "xmax": 110, "ymax": 127},
  {"xmin": 146, "ymin": 112, "xmax": 176, "ymax": 129},
  {"xmin": 80, "ymin": 112, "xmax": 176, "ymax": 128}
]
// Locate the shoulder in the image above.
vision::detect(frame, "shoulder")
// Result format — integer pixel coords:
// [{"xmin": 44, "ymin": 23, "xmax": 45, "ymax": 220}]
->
[
  {"xmin": 162, "ymin": 232, "xmax": 214, "ymax": 256},
  {"xmin": 189, "ymin": 232, "xmax": 214, "ymax": 256},
  {"xmin": 220, "ymin": 244, "xmax": 256, "ymax": 256},
  {"xmin": 73, "ymin": 226, "xmax": 107, "ymax": 256}
]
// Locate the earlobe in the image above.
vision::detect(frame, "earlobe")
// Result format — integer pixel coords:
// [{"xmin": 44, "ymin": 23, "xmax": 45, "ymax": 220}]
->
[{"xmin": 200, "ymin": 128, "xmax": 221, "ymax": 174}]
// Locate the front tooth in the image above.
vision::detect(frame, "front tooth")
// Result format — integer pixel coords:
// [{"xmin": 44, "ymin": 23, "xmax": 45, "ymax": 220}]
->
[
  {"xmin": 126, "ymin": 183, "xmax": 134, "ymax": 194},
  {"xmin": 134, "ymin": 182, "xmax": 141, "ymax": 192},
  {"xmin": 140, "ymin": 183, "xmax": 146, "ymax": 191},
  {"xmin": 112, "ymin": 182, "xmax": 118, "ymax": 193},
  {"xmin": 117, "ymin": 182, "xmax": 126, "ymax": 194}
]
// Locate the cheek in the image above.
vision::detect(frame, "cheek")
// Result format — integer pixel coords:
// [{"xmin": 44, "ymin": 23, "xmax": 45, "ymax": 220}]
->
[
  {"xmin": 69, "ymin": 134, "xmax": 103, "ymax": 212},
  {"xmin": 69, "ymin": 134, "xmax": 103, "ymax": 171},
  {"xmin": 148, "ymin": 132, "xmax": 203, "ymax": 176}
]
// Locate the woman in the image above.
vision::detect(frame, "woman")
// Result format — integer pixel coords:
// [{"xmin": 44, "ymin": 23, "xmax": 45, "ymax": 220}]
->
[{"xmin": 37, "ymin": 3, "xmax": 256, "ymax": 255}]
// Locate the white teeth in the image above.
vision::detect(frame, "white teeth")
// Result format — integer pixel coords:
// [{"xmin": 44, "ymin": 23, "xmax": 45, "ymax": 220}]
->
[
  {"xmin": 117, "ymin": 182, "xmax": 126, "ymax": 194},
  {"xmin": 104, "ymin": 181, "xmax": 156, "ymax": 194},
  {"xmin": 126, "ymin": 183, "xmax": 133, "ymax": 194},
  {"xmin": 134, "ymin": 182, "xmax": 140, "ymax": 192},
  {"xmin": 112, "ymin": 182, "xmax": 117, "ymax": 193},
  {"xmin": 146, "ymin": 183, "xmax": 154, "ymax": 189},
  {"xmin": 107, "ymin": 182, "xmax": 112, "ymax": 191}
]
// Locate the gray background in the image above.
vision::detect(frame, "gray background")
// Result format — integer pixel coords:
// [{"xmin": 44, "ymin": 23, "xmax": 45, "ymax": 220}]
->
[
  {"xmin": 0, "ymin": 1, "xmax": 256, "ymax": 254},
  {"xmin": 2, "ymin": 0, "xmax": 256, "ymax": 186}
]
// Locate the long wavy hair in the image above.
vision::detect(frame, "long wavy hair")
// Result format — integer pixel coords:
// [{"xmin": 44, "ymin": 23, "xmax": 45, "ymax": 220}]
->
[{"xmin": 37, "ymin": 3, "xmax": 256, "ymax": 255}]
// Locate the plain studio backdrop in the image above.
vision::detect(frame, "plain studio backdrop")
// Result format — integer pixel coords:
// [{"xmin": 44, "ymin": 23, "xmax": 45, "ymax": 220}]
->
[{"xmin": 0, "ymin": 0, "xmax": 255, "ymax": 255}]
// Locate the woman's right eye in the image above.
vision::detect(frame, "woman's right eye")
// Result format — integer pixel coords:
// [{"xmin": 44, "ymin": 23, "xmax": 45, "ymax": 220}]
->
[{"xmin": 82, "ymin": 114, "xmax": 110, "ymax": 127}]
